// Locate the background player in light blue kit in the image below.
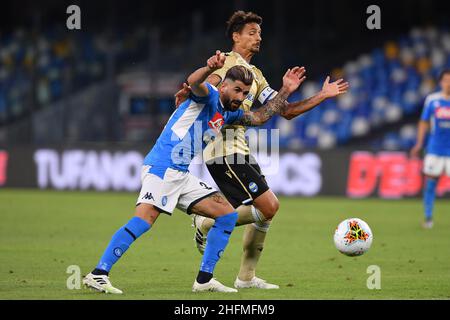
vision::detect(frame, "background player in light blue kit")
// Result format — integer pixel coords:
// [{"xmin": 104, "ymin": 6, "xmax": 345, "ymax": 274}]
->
[
  {"xmin": 82, "ymin": 50, "xmax": 304, "ymax": 293},
  {"xmin": 411, "ymin": 69, "xmax": 450, "ymax": 229}
]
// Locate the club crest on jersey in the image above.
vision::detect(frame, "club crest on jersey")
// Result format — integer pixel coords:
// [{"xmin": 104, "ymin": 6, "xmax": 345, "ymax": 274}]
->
[
  {"xmin": 161, "ymin": 196, "xmax": 168, "ymax": 206},
  {"xmin": 208, "ymin": 112, "xmax": 225, "ymax": 133},
  {"xmin": 435, "ymin": 107, "xmax": 450, "ymax": 119}
]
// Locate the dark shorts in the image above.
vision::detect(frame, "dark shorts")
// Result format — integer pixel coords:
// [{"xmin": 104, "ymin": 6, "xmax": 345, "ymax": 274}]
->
[{"xmin": 205, "ymin": 153, "xmax": 270, "ymax": 208}]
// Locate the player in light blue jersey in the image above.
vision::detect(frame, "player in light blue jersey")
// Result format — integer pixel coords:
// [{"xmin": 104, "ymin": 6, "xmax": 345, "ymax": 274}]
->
[
  {"xmin": 411, "ymin": 69, "xmax": 450, "ymax": 229},
  {"xmin": 82, "ymin": 50, "xmax": 304, "ymax": 293}
]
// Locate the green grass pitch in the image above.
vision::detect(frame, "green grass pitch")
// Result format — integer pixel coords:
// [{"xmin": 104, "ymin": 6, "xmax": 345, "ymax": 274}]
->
[{"xmin": 1, "ymin": 189, "xmax": 449, "ymax": 300}]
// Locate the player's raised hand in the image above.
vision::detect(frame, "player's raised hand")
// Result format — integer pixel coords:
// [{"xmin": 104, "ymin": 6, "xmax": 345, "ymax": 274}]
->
[
  {"xmin": 282, "ymin": 66, "xmax": 306, "ymax": 94},
  {"xmin": 206, "ymin": 50, "xmax": 226, "ymax": 71},
  {"xmin": 174, "ymin": 83, "xmax": 191, "ymax": 107},
  {"xmin": 292, "ymin": 66, "xmax": 306, "ymax": 81},
  {"xmin": 321, "ymin": 76, "xmax": 349, "ymax": 98}
]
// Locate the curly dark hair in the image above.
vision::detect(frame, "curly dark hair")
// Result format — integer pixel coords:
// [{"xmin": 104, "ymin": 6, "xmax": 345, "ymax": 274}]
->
[{"xmin": 225, "ymin": 11, "xmax": 262, "ymax": 42}]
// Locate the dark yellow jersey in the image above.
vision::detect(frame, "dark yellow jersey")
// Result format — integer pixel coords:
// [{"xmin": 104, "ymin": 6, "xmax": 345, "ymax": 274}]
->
[{"xmin": 203, "ymin": 51, "xmax": 277, "ymax": 161}]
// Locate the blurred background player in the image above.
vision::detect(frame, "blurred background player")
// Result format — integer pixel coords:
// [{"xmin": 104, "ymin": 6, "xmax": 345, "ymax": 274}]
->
[
  {"xmin": 411, "ymin": 69, "xmax": 450, "ymax": 229},
  {"xmin": 82, "ymin": 50, "xmax": 304, "ymax": 293},
  {"xmin": 175, "ymin": 11, "xmax": 349, "ymax": 289}
]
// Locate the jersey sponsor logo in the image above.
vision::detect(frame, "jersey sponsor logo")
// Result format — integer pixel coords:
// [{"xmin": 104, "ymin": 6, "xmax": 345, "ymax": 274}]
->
[
  {"xmin": 142, "ymin": 192, "xmax": 154, "ymax": 200},
  {"xmin": 435, "ymin": 106, "xmax": 450, "ymax": 120},
  {"xmin": 208, "ymin": 112, "xmax": 225, "ymax": 133}
]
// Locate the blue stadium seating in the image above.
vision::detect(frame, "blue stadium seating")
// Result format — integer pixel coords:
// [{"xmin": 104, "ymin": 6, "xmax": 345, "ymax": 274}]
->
[
  {"xmin": 0, "ymin": 26, "xmax": 148, "ymax": 124},
  {"xmin": 261, "ymin": 27, "xmax": 450, "ymax": 150}
]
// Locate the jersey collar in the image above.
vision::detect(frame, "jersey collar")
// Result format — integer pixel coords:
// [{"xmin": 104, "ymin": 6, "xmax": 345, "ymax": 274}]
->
[{"xmin": 232, "ymin": 51, "xmax": 254, "ymax": 68}]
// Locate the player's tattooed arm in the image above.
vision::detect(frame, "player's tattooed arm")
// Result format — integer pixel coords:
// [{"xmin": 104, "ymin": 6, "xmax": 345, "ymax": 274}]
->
[
  {"xmin": 280, "ymin": 76, "xmax": 349, "ymax": 120},
  {"xmin": 234, "ymin": 67, "xmax": 305, "ymax": 126},
  {"xmin": 235, "ymin": 88, "xmax": 291, "ymax": 126},
  {"xmin": 187, "ymin": 50, "xmax": 226, "ymax": 97}
]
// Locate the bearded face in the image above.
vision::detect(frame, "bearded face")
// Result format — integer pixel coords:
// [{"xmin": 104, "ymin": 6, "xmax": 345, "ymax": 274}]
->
[{"xmin": 219, "ymin": 79, "xmax": 251, "ymax": 111}]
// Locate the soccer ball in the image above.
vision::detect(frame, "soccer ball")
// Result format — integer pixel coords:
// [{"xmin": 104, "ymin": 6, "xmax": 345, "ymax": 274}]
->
[{"xmin": 334, "ymin": 218, "xmax": 373, "ymax": 256}]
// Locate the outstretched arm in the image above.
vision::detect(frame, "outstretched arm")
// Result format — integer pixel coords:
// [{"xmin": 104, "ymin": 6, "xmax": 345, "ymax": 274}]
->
[
  {"xmin": 237, "ymin": 87, "xmax": 291, "ymax": 126},
  {"xmin": 186, "ymin": 50, "xmax": 226, "ymax": 97},
  {"xmin": 175, "ymin": 74, "xmax": 222, "ymax": 106},
  {"xmin": 233, "ymin": 67, "xmax": 305, "ymax": 126},
  {"xmin": 280, "ymin": 76, "xmax": 349, "ymax": 120}
]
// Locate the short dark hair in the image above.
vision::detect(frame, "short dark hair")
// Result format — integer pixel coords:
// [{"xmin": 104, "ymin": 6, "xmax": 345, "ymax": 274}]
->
[
  {"xmin": 225, "ymin": 11, "xmax": 262, "ymax": 41},
  {"xmin": 439, "ymin": 69, "xmax": 450, "ymax": 81},
  {"xmin": 224, "ymin": 65, "xmax": 254, "ymax": 86}
]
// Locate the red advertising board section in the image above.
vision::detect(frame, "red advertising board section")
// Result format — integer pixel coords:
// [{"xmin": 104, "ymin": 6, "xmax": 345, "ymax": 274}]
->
[
  {"xmin": 1, "ymin": 146, "xmax": 450, "ymax": 198},
  {"xmin": 347, "ymin": 151, "xmax": 450, "ymax": 198},
  {"xmin": 0, "ymin": 150, "xmax": 8, "ymax": 186}
]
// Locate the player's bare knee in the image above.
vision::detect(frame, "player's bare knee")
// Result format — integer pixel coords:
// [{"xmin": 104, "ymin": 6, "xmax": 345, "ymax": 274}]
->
[
  {"xmin": 271, "ymin": 198, "xmax": 280, "ymax": 215},
  {"xmin": 259, "ymin": 198, "xmax": 279, "ymax": 220},
  {"xmin": 253, "ymin": 191, "xmax": 279, "ymax": 220}
]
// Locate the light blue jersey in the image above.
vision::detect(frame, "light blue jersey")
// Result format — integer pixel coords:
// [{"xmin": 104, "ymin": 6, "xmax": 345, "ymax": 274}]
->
[
  {"xmin": 144, "ymin": 83, "xmax": 244, "ymax": 178},
  {"xmin": 421, "ymin": 91, "xmax": 450, "ymax": 156}
]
